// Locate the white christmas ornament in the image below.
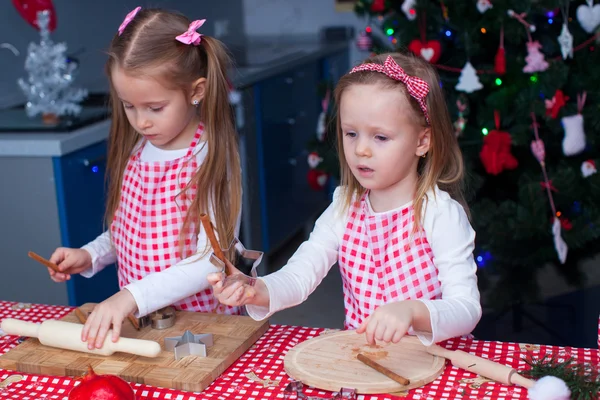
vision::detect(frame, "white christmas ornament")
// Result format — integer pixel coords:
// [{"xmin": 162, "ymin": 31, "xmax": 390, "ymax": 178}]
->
[
  {"xmin": 316, "ymin": 111, "xmax": 326, "ymax": 141},
  {"xmin": 558, "ymin": 23, "xmax": 574, "ymax": 59},
  {"xmin": 228, "ymin": 89, "xmax": 245, "ymax": 130},
  {"xmin": 401, "ymin": 0, "xmax": 417, "ymax": 21},
  {"xmin": 18, "ymin": 10, "xmax": 87, "ymax": 118},
  {"xmin": 455, "ymin": 62, "xmax": 483, "ymax": 93},
  {"xmin": 576, "ymin": 2, "xmax": 600, "ymax": 33},
  {"xmin": 476, "ymin": 0, "xmax": 493, "ymax": 13},
  {"xmin": 581, "ymin": 160, "xmax": 597, "ymax": 177},
  {"xmin": 307, "ymin": 152, "xmax": 323, "ymax": 169},
  {"xmin": 552, "ymin": 218, "xmax": 568, "ymax": 264},
  {"xmin": 528, "ymin": 376, "xmax": 571, "ymax": 400},
  {"xmin": 561, "ymin": 114, "xmax": 586, "ymax": 156}
]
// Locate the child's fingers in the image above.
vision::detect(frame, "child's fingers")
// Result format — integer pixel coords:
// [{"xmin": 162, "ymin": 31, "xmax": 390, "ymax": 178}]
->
[
  {"xmin": 94, "ymin": 317, "xmax": 112, "ymax": 349},
  {"xmin": 220, "ymin": 281, "xmax": 244, "ymax": 300},
  {"xmin": 207, "ymin": 272, "xmax": 225, "ymax": 286},
  {"xmin": 374, "ymin": 321, "xmax": 386, "ymax": 343},
  {"xmin": 391, "ymin": 330, "xmax": 405, "ymax": 344},
  {"xmin": 111, "ymin": 318, "xmax": 122, "ymax": 342},
  {"xmin": 381, "ymin": 325, "xmax": 395, "ymax": 343},
  {"xmin": 363, "ymin": 319, "xmax": 379, "ymax": 346},
  {"xmin": 49, "ymin": 248, "xmax": 65, "ymax": 265}
]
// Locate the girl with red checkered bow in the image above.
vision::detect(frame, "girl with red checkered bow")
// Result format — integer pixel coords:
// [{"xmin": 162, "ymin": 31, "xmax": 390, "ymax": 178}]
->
[
  {"xmin": 210, "ymin": 53, "xmax": 482, "ymax": 346},
  {"xmin": 46, "ymin": 7, "xmax": 242, "ymax": 350}
]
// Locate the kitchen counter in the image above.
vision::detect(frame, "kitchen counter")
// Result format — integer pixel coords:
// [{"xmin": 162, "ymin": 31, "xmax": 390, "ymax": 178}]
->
[{"xmin": 0, "ymin": 38, "xmax": 349, "ymax": 157}]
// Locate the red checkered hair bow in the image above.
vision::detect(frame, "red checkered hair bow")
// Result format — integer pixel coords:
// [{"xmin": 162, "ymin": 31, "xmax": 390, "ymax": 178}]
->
[{"xmin": 350, "ymin": 56, "xmax": 430, "ymax": 125}]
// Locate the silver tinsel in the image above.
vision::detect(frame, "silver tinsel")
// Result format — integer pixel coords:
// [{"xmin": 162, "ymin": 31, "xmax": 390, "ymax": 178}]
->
[{"xmin": 18, "ymin": 10, "xmax": 87, "ymax": 118}]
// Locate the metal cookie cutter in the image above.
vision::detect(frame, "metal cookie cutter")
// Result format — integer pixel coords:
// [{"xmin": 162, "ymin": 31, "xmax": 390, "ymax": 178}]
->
[
  {"xmin": 209, "ymin": 238, "xmax": 263, "ymax": 285},
  {"xmin": 164, "ymin": 330, "xmax": 213, "ymax": 360},
  {"xmin": 283, "ymin": 380, "xmax": 357, "ymax": 400},
  {"xmin": 139, "ymin": 306, "xmax": 176, "ymax": 330}
]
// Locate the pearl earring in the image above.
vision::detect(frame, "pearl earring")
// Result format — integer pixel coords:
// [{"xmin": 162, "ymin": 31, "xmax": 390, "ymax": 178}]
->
[
  {"xmin": 421, "ymin": 153, "xmax": 427, "ymax": 158},
  {"xmin": 192, "ymin": 99, "xmax": 199, "ymax": 105}
]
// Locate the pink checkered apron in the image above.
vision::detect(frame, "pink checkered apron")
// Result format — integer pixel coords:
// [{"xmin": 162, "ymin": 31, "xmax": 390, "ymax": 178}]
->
[
  {"xmin": 111, "ymin": 124, "xmax": 239, "ymax": 314},
  {"xmin": 339, "ymin": 193, "xmax": 442, "ymax": 329}
]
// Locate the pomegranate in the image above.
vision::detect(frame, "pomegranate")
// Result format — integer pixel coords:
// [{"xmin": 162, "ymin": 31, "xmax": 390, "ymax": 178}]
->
[{"xmin": 68, "ymin": 365, "xmax": 135, "ymax": 400}]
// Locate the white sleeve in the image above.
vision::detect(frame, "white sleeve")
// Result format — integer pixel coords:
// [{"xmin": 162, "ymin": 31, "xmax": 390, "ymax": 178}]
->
[
  {"xmin": 416, "ymin": 192, "xmax": 482, "ymax": 345},
  {"xmin": 246, "ymin": 187, "xmax": 346, "ymax": 320},
  {"xmin": 124, "ymin": 201, "xmax": 242, "ymax": 317},
  {"xmin": 80, "ymin": 231, "xmax": 117, "ymax": 278}
]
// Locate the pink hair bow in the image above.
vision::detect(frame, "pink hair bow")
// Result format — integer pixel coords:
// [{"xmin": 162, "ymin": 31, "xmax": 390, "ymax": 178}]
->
[
  {"xmin": 176, "ymin": 19, "xmax": 206, "ymax": 46},
  {"xmin": 118, "ymin": 6, "xmax": 141, "ymax": 36},
  {"xmin": 350, "ymin": 56, "xmax": 430, "ymax": 124}
]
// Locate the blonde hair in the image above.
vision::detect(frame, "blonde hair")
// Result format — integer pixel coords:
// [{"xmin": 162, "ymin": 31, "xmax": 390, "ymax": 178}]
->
[
  {"xmin": 104, "ymin": 8, "xmax": 241, "ymax": 259},
  {"xmin": 334, "ymin": 52, "xmax": 468, "ymax": 231}
]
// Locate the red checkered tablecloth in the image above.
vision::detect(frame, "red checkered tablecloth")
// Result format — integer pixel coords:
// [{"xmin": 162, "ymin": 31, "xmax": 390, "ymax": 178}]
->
[{"xmin": 0, "ymin": 301, "xmax": 597, "ymax": 400}]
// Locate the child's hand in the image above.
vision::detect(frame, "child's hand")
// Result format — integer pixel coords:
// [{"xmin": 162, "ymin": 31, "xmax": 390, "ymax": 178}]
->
[
  {"xmin": 356, "ymin": 301, "xmax": 416, "ymax": 345},
  {"xmin": 207, "ymin": 260, "xmax": 268, "ymax": 307},
  {"xmin": 81, "ymin": 289, "xmax": 138, "ymax": 350},
  {"xmin": 48, "ymin": 247, "xmax": 92, "ymax": 282}
]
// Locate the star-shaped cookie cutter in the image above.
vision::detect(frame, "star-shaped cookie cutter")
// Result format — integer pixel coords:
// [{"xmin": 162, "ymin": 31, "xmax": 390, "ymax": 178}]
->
[
  {"xmin": 209, "ymin": 237, "xmax": 263, "ymax": 280},
  {"xmin": 164, "ymin": 330, "xmax": 213, "ymax": 360}
]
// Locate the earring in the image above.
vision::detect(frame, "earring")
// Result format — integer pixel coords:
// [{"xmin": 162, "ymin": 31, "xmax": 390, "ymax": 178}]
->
[
  {"xmin": 192, "ymin": 99, "xmax": 199, "ymax": 106},
  {"xmin": 421, "ymin": 153, "xmax": 427, "ymax": 158}
]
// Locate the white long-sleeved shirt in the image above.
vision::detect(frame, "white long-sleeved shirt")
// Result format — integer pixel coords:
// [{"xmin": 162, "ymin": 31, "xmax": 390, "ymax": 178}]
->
[
  {"xmin": 247, "ymin": 186, "xmax": 482, "ymax": 345},
  {"xmin": 81, "ymin": 140, "xmax": 240, "ymax": 317}
]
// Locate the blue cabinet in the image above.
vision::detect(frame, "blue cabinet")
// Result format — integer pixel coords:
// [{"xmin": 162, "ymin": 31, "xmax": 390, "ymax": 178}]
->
[
  {"xmin": 53, "ymin": 140, "xmax": 119, "ymax": 306},
  {"xmin": 243, "ymin": 49, "xmax": 349, "ymax": 255}
]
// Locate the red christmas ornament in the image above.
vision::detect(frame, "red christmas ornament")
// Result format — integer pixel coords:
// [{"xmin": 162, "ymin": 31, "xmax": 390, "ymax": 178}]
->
[
  {"xmin": 68, "ymin": 366, "xmax": 135, "ymax": 400},
  {"xmin": 494, "ymin": 47, "xmax": 506, "ymax": 75},
  {"xmin": 371, "ymin": 0, "xmax": 385, "ymax": 12},
  {"xmin": 560, "ymin": 218, "xmax": 573, "ymax": 231},
  {"xmin": 479, "ymin": 111, "xmax": 519, "ymax": 175},
  {"xmin": 408, "ymin": 39, "xmax": 442, "ymax": 63},
  {"xmin": 307, "ymin": 169, "xmax": 329, "ymax": 191},
  {"xmin": 12, "ymin": 0, "xmax": 57, "ymax": 32},
  {"xmin": 545, "ymin": 89, "xmax": 569, "ymax": 119}
]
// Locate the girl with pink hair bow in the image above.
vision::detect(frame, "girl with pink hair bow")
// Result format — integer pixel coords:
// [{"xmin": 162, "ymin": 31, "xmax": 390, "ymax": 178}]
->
[
  {"xmin": 46, "ymin": 7, "xmax": 243, "ymax": 349},
  {"xmin": 210, "ymin": 52, "xmax": 482, "ymax": 348}
]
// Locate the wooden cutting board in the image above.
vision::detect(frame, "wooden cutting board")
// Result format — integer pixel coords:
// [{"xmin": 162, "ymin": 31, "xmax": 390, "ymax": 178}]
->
[
  {"xmin": 0, "ymin": 303, "xmax": 269, "ymax": 392},
  {"xmin": 284, "ymin": 330, "xmax": 446, "ymax": 394}
]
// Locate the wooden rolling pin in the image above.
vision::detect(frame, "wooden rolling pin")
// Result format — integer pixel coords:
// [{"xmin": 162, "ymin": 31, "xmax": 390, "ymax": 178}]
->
[
  {"xmin": 426, "ymin": 344, "xmax": 534, "ymax": 389},
  {"xmin": 1, "ymin": 319, "xmax": 161, "ymax": 358}
]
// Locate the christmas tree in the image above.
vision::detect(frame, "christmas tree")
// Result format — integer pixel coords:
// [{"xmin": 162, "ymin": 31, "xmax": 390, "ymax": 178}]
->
[
  {"xmin": 335, "ymin": 0, "xmax": 600, "ymax": 309},
  {"xmin": 18, "ymin": 10, "xmax": 87, "ymax": 120}
]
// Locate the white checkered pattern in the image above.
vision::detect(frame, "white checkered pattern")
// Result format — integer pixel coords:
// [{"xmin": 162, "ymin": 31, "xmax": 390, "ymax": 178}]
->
[
  {"xmin": 339, "ymin": 194, "xmax": 442, "ymax": 329},
  {"xmin": 111, "ymin": 125, "xmax": 237, "ymax": 314}
]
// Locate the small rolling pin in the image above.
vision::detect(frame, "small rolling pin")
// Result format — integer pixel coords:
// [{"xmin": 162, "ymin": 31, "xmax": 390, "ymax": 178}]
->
[
  {"xmin": 1, "ymin": 319, "xmax": 160, "ymax": 358},
  {"xmin": 426, "ymin": 344, "xmax": 534, "ymax": 389}
]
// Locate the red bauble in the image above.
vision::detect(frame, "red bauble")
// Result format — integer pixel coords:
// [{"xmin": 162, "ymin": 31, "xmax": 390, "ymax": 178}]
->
[
  {"xmin": 371, "ymin": 0, "xmax": 385, "ymax": 12},
  {"xmin": 68, "ymin": 366, "xmax": 135, "ymax": 400},
  {"xmin": 307, "ymin": 169, "xmax": 329, "ymax": 191},
  {"xmin": 408, "ymin": 39, "xmax": 442, "ymax": 64},
  {"xmin": 12, "ymin": 0, "xmax": 57, "ymax": 32},
  {"xmin": 479, "ymin": 130, "xmax": 519, "ymax": 175}
]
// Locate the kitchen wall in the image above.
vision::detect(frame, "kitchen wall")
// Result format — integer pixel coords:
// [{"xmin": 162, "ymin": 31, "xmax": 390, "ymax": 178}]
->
[
  {"xmin": 242, "ymin": 0, "xmax": 368, "ymax": 66},
  {"xmin": 0, "ymin": 0, "xmax": 245, "ymax": 109}
]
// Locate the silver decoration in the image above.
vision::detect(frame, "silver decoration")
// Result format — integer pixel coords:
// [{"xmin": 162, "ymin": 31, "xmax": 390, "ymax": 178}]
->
[
  {"xmin": 1, "ymin": 43, "xmax": 19, "ymax": 56},
  {"xmin": 164, "ymin": 330, "xmax": 213, "ymax": 360},
  {"xmin": 558, "ymin": 23, "xmax": 574, "ymax": 59},
  {"xmin": 18, "ymin": 10, "xmax": 87, "ymax": 118}
]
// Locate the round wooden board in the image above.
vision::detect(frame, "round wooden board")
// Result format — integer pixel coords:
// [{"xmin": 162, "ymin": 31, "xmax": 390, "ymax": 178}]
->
[{"xmin": 284, "ymin": 330, "xmax": 446, "ymax": 394}]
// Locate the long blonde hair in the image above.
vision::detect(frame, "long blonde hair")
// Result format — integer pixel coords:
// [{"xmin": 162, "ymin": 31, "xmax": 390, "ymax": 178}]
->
[
  {"xmin": 104, "ymin": 8, "xmax": 241, "ymax": 259},
  {"xmin": 334, "ymin": 52, "xmax": 467, "ymax": 231}
]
